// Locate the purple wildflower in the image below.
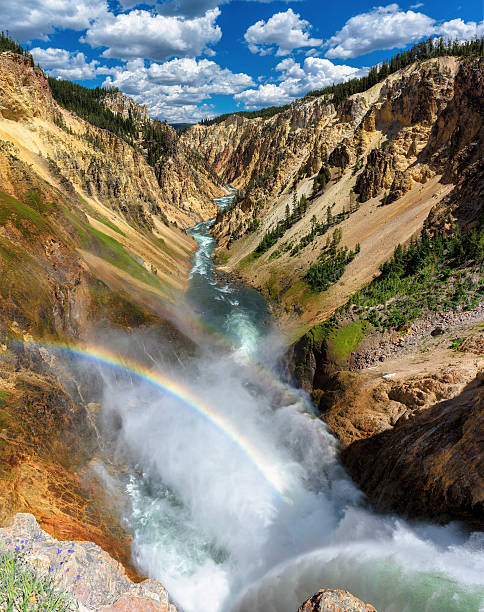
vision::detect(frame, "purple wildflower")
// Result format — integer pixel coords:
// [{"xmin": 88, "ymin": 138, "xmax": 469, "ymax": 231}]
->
[
  {"xmin": 67, "ymin": 549, "xmax": 74, "ymax": 553},
  {"xmin": 76, "ymin": 575, "xmax": 81, "ymax": 580},
  {"xmin": 57, "ymin": 549, "xmax": 62, "ymax": 554},
  {"xmin": 14, "ymin": 546, "xmax": 19, "ymax": 551},
  {"xmin": 48, "ymin": 567, "xmax": 53, "ymax": 572},
  {"xmin": 66, "ymin": 568, "xmax": 70, "ymax": 572}
]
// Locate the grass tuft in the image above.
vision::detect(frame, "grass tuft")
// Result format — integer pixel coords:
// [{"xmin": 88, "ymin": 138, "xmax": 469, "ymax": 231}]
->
[{"xmin": 0, "ymin": 549, "xmax": 77, "ymax": 611}]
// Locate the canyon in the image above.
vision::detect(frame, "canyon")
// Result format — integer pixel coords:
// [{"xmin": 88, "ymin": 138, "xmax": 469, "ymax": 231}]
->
[{"xmin": 0, "ymin": 42, "xmax": 482, "ymax": 612}]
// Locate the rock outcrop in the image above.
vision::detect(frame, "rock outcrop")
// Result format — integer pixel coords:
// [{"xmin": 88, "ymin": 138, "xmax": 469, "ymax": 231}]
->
[
  {"xmin": 0, "ymin": 513, "xmax": 178, "ymax": 611},
  {"xmin": 298, "ymin": 588, "xmax": 376, "ymax": 612},
  {"xmin": 342, "ymin": 372, "xmax": 483, "ymax": 524},
  {"xmin": 289, "ymin": 306, "xmax": 484, "ymax": 524}
]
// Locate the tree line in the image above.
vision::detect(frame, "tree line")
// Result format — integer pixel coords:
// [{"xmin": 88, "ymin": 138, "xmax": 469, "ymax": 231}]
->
[
  {"xmin": 306, "ymin": 37, "xmax": 484, "ymax": 107},
  {"xmin": 199, "ymin": 104, "xmax": 291, "ymax": 126},
  {"xmin": 254, "ymin": 192, "xmax": 309, "ymax": 255},
  {"xmin": 304, "ymin": 228, "xmax": 360, "ymax": 292},
  {"xmin": 0, "ymin": 31, "xmax": 34, "ymax": 66},
  {"xmin": 346, "ymin": 223, "xmax": 484, "ymax": 329},
  {"xmin": 201, "ymin": 37, "xmax": 483, "ymax": 126}
]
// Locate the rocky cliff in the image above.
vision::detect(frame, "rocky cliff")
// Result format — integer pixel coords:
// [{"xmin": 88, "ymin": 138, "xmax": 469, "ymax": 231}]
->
[
  {"xmin": 0, "ymin": 50, "xmax": 216, "ymax": 582},
  {"xmin": 288, "ymin": 299, "xmax": 483, "ymax": 523},
  {"xmin": 0, "ymin": 52, "xmax": 220, "ymax": 230},
  {"xmin": 182, "ymin": 56, "xmax": 483, "ymax": 330}
]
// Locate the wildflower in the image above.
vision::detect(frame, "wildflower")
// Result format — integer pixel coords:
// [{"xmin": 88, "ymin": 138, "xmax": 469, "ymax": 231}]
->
[
  {"xmin": 66, "ymin": 568, "xmax": 70, "ymax": 572},
  {"xmin": 14, "ymin": 546, "xmax": 19, "ymax": 551},
  {"xmin": 48, "ymin": 567, "xmax": 53, "ymax": 572},
  {"xmin": 57, "ymin": 549, "xmax": 62, "ymax": 554},
  {"xmin": 76, "ymin": 575, "xmax": 81, "ymax": 580},
  {"xmin": 67, "ymin": 549, "xmax": 75, "ymax": 553},
  {"xmin": 35, "ymin": 535, "xmax": 41, "ymax": 540}
]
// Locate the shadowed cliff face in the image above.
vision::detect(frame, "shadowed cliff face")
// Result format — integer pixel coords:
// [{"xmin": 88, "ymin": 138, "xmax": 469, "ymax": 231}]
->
[{"xmin": 342, "ymin": 374, "xmax": 484, "ymax": 525}]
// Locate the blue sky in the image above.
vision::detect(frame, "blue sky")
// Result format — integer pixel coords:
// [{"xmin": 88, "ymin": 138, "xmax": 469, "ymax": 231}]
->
[{"xmin": 3, "ymin": 0, "xmax": 483, "ymax": 122}]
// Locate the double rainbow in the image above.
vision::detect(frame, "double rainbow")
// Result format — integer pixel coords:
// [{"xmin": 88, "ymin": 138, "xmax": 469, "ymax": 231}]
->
[{"xmin": 27, "ymin": 340, "xmax": 291, "ymax": 503}]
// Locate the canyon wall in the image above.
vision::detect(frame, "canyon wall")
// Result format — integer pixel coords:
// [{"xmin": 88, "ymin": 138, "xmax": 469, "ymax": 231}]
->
[
  {"xmin": 182, "ymin": 56, "xmax": 483, "ymax": 330},
  {"xmin": 0, "ymin": 50, "xmax": 217, "ymax": 577}
]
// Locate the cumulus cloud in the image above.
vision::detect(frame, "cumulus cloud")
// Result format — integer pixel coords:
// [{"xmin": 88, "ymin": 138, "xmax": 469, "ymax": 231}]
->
[
  {"xmin": 437, "ymin": 18, "xmax": 484, "ymax": 41},
  {"xmin": 325, "ymin": 4, "xmax": 434, "ymax": 59},
  {"xmin": 234, "ymin": 56, "xmax": 367, "ymax": 108},
  {"xmin": 245, "ymin": 9, "xmax": 322, "ymax": 56},
  {"xmin": 31, "ymin": 47, "xmax": 112, "ymax": 80},
  {"xmin": 82, "ymin": 8, "xmax": 222, "ymax": 61},
  {"xmin": 102, "ymin": 57, "xmax": 254, "ymax": 122},
  {"xmin": 1, "ymin": 0, "xmax": 107, "ymax": 41},
  {"xmin": 325, "ymin": 4, "xmax": 484, "ymax": 59}
]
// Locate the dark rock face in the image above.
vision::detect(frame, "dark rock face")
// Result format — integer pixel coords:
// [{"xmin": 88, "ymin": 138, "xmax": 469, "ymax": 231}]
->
[
  {"xmin": 354, "ymin": 148, "xmax": 395, "ymax": 203},
  {"xmin": 342, "ymin": 374, "xmax": 484, "ymax": 524},
  {"xmin": 298, "ymin": 588, "xmax": 377, "ymax": 612},
  {"xmin": 328, "ymin": 144, "xmax": 350, "ymax": 169}
]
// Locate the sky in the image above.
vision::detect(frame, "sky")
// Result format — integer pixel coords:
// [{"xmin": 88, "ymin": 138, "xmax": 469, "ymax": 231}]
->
[{"xmin": 3, "ymin": 0, "xmax": 483, "ymax": 123}]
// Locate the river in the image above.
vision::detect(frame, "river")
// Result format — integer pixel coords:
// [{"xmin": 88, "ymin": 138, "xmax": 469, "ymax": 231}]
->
[{"xmin": 93, "ymin": 190, "xmax": 484, "ymax": 612}]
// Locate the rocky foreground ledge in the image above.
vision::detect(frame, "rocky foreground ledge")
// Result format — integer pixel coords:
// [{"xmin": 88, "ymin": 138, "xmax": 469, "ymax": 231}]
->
[
  {"xmin": 1, "ymin": 514, "xmax": 377, "ymax": 612},
  {"xmin": 0, "ymin": 513, "xmax": 177, "ymax": 611}
]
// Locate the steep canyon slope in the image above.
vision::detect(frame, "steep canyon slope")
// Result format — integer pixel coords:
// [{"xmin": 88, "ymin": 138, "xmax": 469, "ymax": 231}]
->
[
  {"xmin": 0, "ymin": 49, "xmax": 221, "ymax": 583},
  {"xmin": 182, "ymin": 55, "xmax": 483, "ymax": 331},
  {"xmin": 182, "ymin": 52, "xmax": 484, "ymax": 525}
]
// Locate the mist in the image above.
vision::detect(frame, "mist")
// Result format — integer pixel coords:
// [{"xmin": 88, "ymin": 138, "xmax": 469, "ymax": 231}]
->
[
  {"xmin": 51, "ymin": 208, "xmax": 484, "ymax": 612},
  {"xmin": 57, "ymin": 320, "xmax": 482, "ymax": 612}
]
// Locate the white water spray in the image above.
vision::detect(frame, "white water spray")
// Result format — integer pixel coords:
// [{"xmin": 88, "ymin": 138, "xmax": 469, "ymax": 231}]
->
[{"xmin": 83, "ymin": 191, "xmax": 484, "ymax": 612}]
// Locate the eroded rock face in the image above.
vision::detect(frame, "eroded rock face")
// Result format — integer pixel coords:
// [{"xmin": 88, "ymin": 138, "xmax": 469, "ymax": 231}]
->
[
  {"xmin": 342, "ymin": 373, "xmax": 484, "ymax": 524},
  {"xmin": 298, "ymin": 588, "xmax": 377, "ymax": 612},
  {"xmin": 181, "ymin": 56, "xmax": 482, "ymax": 292},
  {"xmin": 0, "ymin": 52, "xmax": 55, "ymax": 121},
  {"xmin": 0, "ymin": 513, "xmax": 178, "ymax": 611},
  {"xmin": 0, "ymin": 51, "xmax": 218, "ymax": 228}
]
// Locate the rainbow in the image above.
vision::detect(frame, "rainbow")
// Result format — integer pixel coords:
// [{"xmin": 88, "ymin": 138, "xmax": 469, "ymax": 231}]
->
[{"xmin": 26, "ymin": 340, "xmax": 291, "ymax": 503}]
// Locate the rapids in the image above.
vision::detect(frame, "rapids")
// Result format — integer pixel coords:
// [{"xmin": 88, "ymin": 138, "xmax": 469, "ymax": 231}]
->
[{"xmin": 91, "ymin": 190, "xmax": 484, "ymax": 612}]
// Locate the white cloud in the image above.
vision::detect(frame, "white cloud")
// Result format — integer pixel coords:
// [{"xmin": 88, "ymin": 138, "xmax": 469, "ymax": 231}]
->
[
  {"xmin": 325, "ymin": 4, "xmax": 434, "ymax": 59},
  {"xmin": 82, "ymin": 8, "xmax": 222, "ymax": 61},
  {"xmin": 325, "ymin": 4, "xmax": 484, "ymax": 59},
  {"xmin": 31, "ymin": 47, "xmax": 112, "ymax": 80},
  {"xmin": 234, "ymin": 56, "xmax": 367, "ymax": 108},
  {"xmin": 1, "ymin": 0, "xmax": 107, "ymax": 41},
  {"xmin": 437, "ymin": 18, "xmax": 484, "ymax": 41},
  {"xmin": 102, "ymin": 57, "xmax": 254, "ymax": 122},
  {"xmin": 245, "ymin": 9, "xmax": 322, "ymax": 56}
]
